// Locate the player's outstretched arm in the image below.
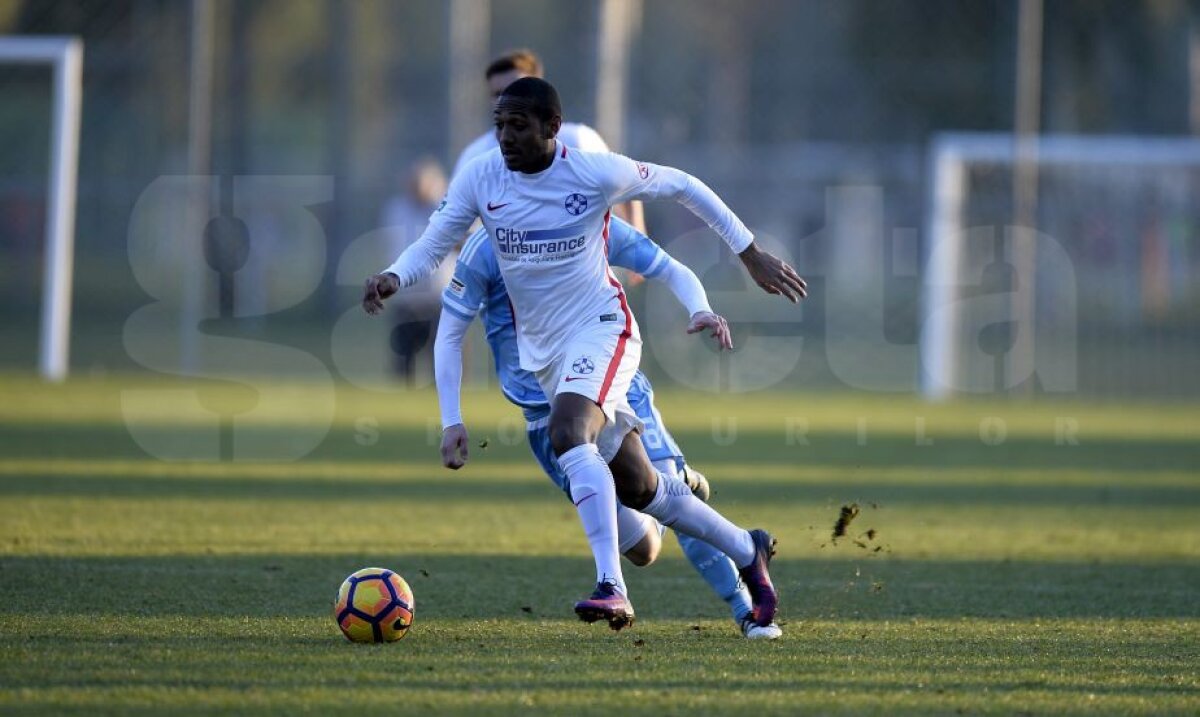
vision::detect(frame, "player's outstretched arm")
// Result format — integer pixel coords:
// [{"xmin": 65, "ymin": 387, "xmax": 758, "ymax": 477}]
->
[
  {"xmin": 649, "ymin": 256, "xmax": 733, "ymax": 350},
  {"xmin": 364, "ymin": 166, "xmax": 480, "ymax": 316},
  {"xmin": 434, "ymin": 307, "xmax": 473, "ymax": 469},
  {"xmin": 361, "ymin": 224, "xmax": 458, "ymax": 316},
  {"xmin": 362, "ymin": 272, "xmax": 399, "ymax": 315},
  {"xmin": 596, "ymin": 155, "xmax": 808, "ymax": 303},
  {"xmin": 607, "ymin": 217, "xmax": 734, "ymax": 350},
  {"xmin": 686, "ymin": 311, "xmax": 733, "ymax": 350},
  {"xmin": 737, "ymin": 242, "xmax": 808, "ymax": 303}
]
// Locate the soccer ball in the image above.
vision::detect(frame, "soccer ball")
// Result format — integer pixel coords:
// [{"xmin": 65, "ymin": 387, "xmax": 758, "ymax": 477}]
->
[{"xmin": 334, "ymin": 567, "xmax": 415, "ymax": 643}]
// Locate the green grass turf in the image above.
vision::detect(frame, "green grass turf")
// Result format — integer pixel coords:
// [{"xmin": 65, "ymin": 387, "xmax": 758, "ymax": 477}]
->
[{"xmin": 0, "ymin": 375, "xmax": 1197, "ymax": 715}]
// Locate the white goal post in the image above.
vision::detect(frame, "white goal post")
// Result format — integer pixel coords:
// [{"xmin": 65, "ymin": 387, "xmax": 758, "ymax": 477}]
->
[
  {"xmin": 0, "ymin": 36, "xmax": 83, "ymax": 382},
  {"xmin": 920, "ymin": 132, "xmax": 1200, "ymax": 400}
]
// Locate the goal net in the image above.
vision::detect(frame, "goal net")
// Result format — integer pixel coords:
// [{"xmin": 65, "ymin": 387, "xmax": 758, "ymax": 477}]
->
[{"xmin": 921, "ymin": 133, "xmax": 1200, "ymax": 400}]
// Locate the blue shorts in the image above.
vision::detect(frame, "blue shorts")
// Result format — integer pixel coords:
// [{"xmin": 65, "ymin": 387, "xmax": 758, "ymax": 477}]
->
[
  {"xmin": 627, "ymin": 371, "xmax": 684, "ymax": 469},
  {"xmin": 525, "ymin": 370, "xmax": 685, "ymax": 497}
]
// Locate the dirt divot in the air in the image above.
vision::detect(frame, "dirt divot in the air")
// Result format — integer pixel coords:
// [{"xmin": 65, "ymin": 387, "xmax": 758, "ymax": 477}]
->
[
  {"xmin": 823, "ymin": 503, "xmax": 890, "ymax": 555},
  {"xmin": 832, "ymin": 503, "xmax": 860, "ymax": 539}
]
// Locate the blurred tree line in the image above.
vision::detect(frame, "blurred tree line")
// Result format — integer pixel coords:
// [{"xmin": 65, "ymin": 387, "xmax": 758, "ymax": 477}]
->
[{"xmin": 1, "ymin": 0, "xmax": 1197, "ymax": 384}]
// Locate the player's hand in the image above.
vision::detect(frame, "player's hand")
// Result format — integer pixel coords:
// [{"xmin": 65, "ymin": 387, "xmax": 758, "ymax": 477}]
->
[
  {"xmin": 687, "ymin": 311, "xmax": 733, "ymax": 350},
  {"xmin": 440, "ymin": 424, "xmax": 470, "ymax": 470},
  {"xmin": 738, "ymin": 243, "xmax": 807, "ymax": 303},
  {"xmin": 362, "ymin": 272, "xmax": 400, "ymax": 315}
]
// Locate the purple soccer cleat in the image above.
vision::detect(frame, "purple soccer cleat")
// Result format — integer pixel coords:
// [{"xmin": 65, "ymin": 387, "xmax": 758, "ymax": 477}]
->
[
  {"xmin": 573, "ymin": 581, "xmax": 635, "ymax": 631},
  {"xmin": 738, "ymin": 529, "xmax": 778, "ymax": 627}
]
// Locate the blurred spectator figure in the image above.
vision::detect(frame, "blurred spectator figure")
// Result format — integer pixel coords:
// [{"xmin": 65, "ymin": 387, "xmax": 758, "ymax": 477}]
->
[{"xmin": 380, "ymin": 157, "xmax": 451, "ymax": 383}]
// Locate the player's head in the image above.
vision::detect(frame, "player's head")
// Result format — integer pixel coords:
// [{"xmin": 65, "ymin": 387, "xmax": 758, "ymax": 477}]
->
[
  {"xmin": 494, "ymin": 77, "xmax": 562, "ymax": 173},
  {"xmin": 485, "ymin": 49, "xmax": 543, "ymax": 99}
]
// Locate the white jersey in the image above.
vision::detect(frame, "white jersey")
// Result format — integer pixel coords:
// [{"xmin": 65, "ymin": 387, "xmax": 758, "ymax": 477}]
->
[
  {"xmin": 452, "ymin": 123, "xmax": 610, "ymax": 179},
  {"xmin": 385, "ymin": 141, "xmax": 754, "ymax": 371}
]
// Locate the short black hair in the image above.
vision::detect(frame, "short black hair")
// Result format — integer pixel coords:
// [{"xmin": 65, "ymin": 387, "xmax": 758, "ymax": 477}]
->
[
  {"xmin": 497, "ymin": 76, "xmax": 562, "ymax": 124},
  {"xmin": 485, "ymin": 49, "xmax": 543, "ymax": 80}
]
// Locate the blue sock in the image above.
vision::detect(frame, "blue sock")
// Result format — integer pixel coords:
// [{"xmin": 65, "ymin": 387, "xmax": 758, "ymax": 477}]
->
[{"xmin": 676, "ymin": 532, "xmax": 753, "ymax": 623}]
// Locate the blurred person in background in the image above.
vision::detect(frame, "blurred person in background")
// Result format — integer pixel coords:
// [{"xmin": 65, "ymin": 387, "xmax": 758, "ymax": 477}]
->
[{"xmin": 379, "ymin": 157, "xmax": 450, "ymax": 383}]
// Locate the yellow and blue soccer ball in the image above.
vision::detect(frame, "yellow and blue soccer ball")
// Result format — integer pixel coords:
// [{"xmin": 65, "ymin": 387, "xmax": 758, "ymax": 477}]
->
[{"xmin": 334, "ymin": 567, "xmax": 415, "ymax": 643}]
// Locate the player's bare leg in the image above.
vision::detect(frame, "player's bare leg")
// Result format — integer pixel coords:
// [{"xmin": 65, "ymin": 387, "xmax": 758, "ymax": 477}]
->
[
  {"xmin": 549, "ymin": 393, "xmax": 635, "ymax": 630},
  {"xmin": 606, "ymin": 431, "xmax": 779, "ymax": 627}
]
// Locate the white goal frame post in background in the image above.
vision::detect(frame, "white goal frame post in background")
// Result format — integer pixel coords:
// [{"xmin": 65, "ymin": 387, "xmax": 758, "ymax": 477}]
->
[
  {"xmin": 0, "ymin": 36, "xmax": 83, "ymax": 382},
  {"xmin": 920, "ymin": 132, "xmax": 1200, "ymax": 400}
]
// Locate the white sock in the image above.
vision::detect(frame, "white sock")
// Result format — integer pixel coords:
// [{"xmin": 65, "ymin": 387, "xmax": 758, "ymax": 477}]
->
[
  {"xmin": 642, "ymin": 471, "xmax": 755, "ymax": 567},
  {"xmin": 559, "ymin": 443, "xmax": 626, "ymax": 595}
]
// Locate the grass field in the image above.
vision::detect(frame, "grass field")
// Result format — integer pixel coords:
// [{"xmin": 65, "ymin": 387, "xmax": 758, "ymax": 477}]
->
[{"xmin": 0, "ymin": 375, "xmax": 1197, "ymax": 715}]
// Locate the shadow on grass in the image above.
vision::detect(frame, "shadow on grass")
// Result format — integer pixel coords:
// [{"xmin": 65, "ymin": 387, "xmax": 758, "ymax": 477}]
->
[
  {"xmin": 1, "ymin": 470, "xmax": 1196, "ymax": 508},
  {"xmin": 666, "ymin": 429, "xmax": 1200, "ymax": 474},
  {"xmin": 0, "ymin": 553, "xmax": 1196, "ymax": 621},
  {"xmin": 2, "ymin": 422, "xmax": 1197, "ymax": 473}
]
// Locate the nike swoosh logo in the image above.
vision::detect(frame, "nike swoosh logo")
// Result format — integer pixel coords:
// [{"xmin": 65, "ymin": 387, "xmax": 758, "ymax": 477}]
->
[
  {"xmin": 487, "ymin": 202, "xmax": 510, "ymax": 211},
  {"xmin": 564, "ymin": 376, "xmax": 586, "ymax": 382}
]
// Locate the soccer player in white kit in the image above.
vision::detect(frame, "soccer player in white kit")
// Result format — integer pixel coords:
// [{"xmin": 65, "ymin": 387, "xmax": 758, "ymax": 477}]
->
[{"xmin": 364, "ymin": 77, "xmax": 806, "ymax": 631}]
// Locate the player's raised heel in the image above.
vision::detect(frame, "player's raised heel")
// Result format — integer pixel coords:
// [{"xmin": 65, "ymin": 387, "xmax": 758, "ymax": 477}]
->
[
  {"xmin": 737, "ymin": 528, "xmax": 778, "ymax": 627},
  {"xmin": 573, "ymin": 582, "xmax": 635, "ymax": 631}
]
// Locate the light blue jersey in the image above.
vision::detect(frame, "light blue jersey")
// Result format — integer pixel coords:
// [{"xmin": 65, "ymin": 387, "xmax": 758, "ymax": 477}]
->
[{"xmin": 442, "ymin": 216, "xmax": 683, "ymax": 467}]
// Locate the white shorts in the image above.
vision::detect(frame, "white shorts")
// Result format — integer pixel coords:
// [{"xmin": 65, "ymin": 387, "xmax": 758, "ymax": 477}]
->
[{"xmin": 534, "ymin": 321, "xmax": 643, "ymax": 462}]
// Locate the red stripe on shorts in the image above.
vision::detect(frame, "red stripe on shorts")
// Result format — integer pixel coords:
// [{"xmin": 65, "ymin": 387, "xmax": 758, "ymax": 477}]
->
[{"xmin": 597, "ymin": 264, "xmax": 634, "ymax": 408}]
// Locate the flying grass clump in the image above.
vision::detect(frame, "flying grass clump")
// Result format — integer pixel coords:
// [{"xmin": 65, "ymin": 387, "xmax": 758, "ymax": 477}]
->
[{"xmin": 832, "ymin": 503, "xmax": 860, "ymax": 539}]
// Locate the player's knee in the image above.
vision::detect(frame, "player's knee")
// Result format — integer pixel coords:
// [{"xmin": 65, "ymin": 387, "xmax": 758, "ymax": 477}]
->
[
  {"xmin": 615, "ymin": 478, "xmax": 656, "ymax": 511},
  {"xmin": 608, "ymin": 431, "xmax": 657, "ymax": 509},
  {"xmin": 549, "ymin": 395, "xmax": 606, "ymax": 456},
  {"xmin": 548, "ymin": 419, "xmax": 582, "ymax": 456},
  {"xmin": 548, "ymin": 414, "xmax": 595, "ymax": 456},
  {"xmin": 623, "ymin": 530, "xmax": 661, "ymax": 567}
]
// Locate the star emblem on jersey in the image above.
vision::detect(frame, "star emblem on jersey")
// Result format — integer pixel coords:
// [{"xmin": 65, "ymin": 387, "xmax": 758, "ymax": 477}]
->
[
  {"xmin": 571, "ymin": 357, "xmax": 595, "ymax": 375},
  {"xmin": 564, "ymin": 193, "xmax": 588, "ymax": 215}
]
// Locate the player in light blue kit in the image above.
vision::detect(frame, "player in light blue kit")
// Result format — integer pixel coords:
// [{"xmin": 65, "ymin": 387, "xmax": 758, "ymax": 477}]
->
[{"xmin": 434, "ymin": 217, "xmax": 782, "ymax": 639}]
